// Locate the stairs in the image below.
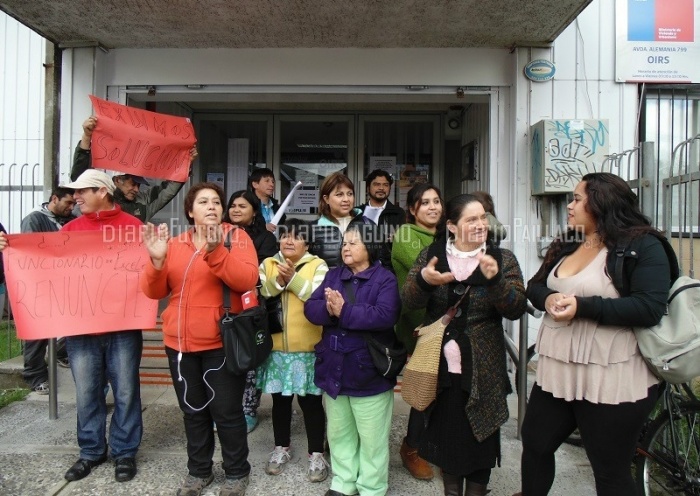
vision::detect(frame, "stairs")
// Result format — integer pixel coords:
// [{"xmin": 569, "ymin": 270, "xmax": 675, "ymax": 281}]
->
[
  {"xmin": 138, "ymin": 318, "xmax": 405, "ymax": 392},
  {"xmin": 140, "ymin": 321, "xmax": 171, "ymax": 386}
]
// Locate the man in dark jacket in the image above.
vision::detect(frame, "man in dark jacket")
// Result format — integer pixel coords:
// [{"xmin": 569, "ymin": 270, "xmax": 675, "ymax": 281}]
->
[
  {"xmin": 357, "ymin": 169, "xmax": 406, "ymax": 272},
  {"xmin": 20, "ymin": 187, "xmax": 76, "ymax": 391},
  {"xmin": 71, "ymin": 116, "xmax": 196, "ymax": 222},
  {"xmin": 359, "ymin": 169, "xmax": 406, "ymax": 231}
]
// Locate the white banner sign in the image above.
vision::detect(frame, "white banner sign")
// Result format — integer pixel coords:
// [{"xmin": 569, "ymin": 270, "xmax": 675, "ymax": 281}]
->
[{"xmin": 616, "ymin": 0, "xmax": 700, "ymax": 83}]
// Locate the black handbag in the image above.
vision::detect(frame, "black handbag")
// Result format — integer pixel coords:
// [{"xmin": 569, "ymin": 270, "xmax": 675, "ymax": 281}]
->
[
  {"xmin": 266, "ymin": 262, "xmax": 309, "ymax": 334},
  {"xmin": 219, "ymin": 231, "xmax": 273, "ymax": 375},
  {"xmin": 342, "ymin": 279, "xmax": 407, "ymax": 379},
  {"xmin": 363, "ymin": 333, "xmax": 408, "ymax": 379}
]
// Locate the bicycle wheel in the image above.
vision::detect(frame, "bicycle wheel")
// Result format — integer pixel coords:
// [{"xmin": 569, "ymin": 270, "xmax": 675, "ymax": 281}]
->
[{"xmin": 635, "ymin": 404, "xmax": 700, "ymax": 495}]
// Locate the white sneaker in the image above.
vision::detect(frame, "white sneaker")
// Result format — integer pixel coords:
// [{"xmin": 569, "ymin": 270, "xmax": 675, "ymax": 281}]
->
[
  {"xmin": 33, "ymin": 381, "xmax": 49, "ymax": 395},
  {"xmin": 265, "ymin": 446, "xmax": 292, "ymax": 475},
  {"xmin": 307, "ymin": 452, "xmax": 329, "ymax": 482}
]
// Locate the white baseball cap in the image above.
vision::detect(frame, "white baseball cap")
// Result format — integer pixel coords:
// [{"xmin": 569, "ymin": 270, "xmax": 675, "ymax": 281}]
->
[{"xmin": 62, "ymin": 169, "xmax": 116, "ymax": 194}]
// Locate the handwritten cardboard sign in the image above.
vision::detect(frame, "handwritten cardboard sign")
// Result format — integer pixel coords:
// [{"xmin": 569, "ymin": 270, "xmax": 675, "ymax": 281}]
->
[
  {"xmin": 2, "ymin": 231, "xmax": 157, "ymax": 339},
  {"xmin": 89, "ymin": 95, "xmax": 196, "ymax": 182}
]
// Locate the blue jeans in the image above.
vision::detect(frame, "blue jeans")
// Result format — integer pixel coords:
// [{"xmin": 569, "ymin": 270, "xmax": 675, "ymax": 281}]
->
[{"xmin": 66, "ymin": 331, "xmax": 143, "ymax": 461}]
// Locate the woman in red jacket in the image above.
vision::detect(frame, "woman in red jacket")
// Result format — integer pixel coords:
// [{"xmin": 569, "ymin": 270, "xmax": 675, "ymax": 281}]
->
[{"xmin": 142, "ymin": 182, "xmax": 259, "ymax": 496}]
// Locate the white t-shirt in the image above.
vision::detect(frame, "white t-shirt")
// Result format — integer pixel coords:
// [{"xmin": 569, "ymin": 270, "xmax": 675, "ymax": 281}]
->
[{"xmin": 363, "ymin": 201, "xmax": 386, "ymax": 225}]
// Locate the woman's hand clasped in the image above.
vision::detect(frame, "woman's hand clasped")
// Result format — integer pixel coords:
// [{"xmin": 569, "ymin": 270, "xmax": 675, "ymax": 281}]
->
[
  {"xmin": 325, "ymin": 288, "xmax": 345, "ymax": 318},
  {"xmin": 276, "ymin": 258, "xmax": 295, "ymax": 286},
  {"xmin": 545, "ymin": 292, "xmax": 577, "ymax": 322}
]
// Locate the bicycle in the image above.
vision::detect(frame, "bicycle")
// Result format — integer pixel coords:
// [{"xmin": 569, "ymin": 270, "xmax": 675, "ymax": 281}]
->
[{"xmin": 634, "ymin": 380, "xmax": 700, "ymax": 495}]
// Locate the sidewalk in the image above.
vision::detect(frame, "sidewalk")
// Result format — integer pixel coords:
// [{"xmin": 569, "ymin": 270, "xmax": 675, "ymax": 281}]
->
[{"xmin": 0, "ymin": 363, "xmax": 595, "ymax": 496}]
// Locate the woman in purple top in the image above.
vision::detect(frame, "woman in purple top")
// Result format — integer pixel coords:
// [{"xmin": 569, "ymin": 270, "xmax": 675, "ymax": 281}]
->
[{"xmin": 304, "ymin": 223, "xmax": 401, "ymax": 496}]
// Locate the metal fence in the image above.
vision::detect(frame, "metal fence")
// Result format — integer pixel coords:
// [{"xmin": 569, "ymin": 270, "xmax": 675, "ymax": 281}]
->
[
  {"xmin": 1, "ymin": 162, "xmax": 44, "ymax": 362},
  {"xmin": 663, "ymin": 134, "xmax": 700, "ymax": 278}
]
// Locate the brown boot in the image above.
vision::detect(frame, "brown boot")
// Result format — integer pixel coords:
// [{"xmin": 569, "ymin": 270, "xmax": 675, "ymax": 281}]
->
[
  {"xmin": 442, "ymin": 472, "xmax": 464, "ymax": 496},
  {"xmin": 464, "ymin": 480, "xmax": 490, "ymax": 496},
  {"xmin": 399, "ymin": 439, "xmax": 434, "ymax": 480}
]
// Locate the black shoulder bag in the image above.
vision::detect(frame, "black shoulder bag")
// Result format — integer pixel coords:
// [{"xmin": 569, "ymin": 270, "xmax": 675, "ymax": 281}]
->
[
  {"xmin": 219, "ymin": 230, "xmax": 273, "ymax": 375},
  {"xmin": 342, "ymin": 279, "xmax": 407, "ymax": 379}
]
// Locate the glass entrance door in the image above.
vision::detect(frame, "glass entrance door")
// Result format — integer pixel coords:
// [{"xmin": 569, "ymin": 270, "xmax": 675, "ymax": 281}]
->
[
  {"xmin": 275, "ymin": 115, "xmax": 355, "ymax": 218},
  {"xmin": 358, "ymin": 116, "xmax": 440, "ymax": 211}
]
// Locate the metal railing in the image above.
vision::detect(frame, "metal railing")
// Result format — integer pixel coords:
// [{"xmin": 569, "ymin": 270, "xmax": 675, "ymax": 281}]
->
[
  {"xmin": 663, "ymin": 133, "xmax": 700, "ymax": 278},
  {"xmin": 1, "ymin": 162, "xmax": 44, "ymax": 399}
]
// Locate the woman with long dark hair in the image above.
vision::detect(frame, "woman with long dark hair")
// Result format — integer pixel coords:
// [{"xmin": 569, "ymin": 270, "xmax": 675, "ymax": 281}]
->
[
  {"xmin": 402, "ymin": 193, "xmax": 526, "ymax": 496},
  {"xmin": 390, "ymin": 183, "xmax": 444, "ymax": 481},
  {"xmin": 223, "ymin": 189, "xmax": 278, "ymax": 433},
  {"xmin": 518, "ymin": 173, "xmax": 676, "ymax": 496}
]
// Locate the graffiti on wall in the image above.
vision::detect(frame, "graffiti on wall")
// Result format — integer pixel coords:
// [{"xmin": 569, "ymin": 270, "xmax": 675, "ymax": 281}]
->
[{"xmin": 531, "ymin": 119, "xmax": 610, "ymax": 194}]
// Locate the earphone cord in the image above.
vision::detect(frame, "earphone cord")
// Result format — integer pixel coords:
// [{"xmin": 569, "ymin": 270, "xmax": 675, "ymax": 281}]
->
[{"xmin": 175, "ymin": 247, "xmax": 226, "ymax": 412}]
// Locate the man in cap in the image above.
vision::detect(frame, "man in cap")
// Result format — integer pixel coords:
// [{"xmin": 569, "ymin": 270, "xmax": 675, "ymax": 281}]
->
[
  {"xmin": 59, "ymin": 169, "xmax": 144, "ymax": 483},
  {"xmin": 20, "ymin": 186, "xmax": 77, "ymax": 393},
  {"xmin": 71, "ymin": 116, "xmax": 197, "ymax": 222}
]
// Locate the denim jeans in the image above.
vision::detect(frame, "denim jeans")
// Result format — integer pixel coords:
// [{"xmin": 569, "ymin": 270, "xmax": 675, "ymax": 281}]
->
[
  {"xmin": 165, "ymin": 346, "xmax": 250, "ymax": 479},
  {"xmin": 66, "ymin": 331, "xmax": 143, "ymax": 461}
]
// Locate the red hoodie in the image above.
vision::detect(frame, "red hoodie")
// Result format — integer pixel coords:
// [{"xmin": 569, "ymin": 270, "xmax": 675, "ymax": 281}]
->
[
  {"xmin": 62, "ymin": 204, "xmax": 142, "ymax": 232},
  {"xmin": 141, "ymin": 223, "xmax": 259, "ymax": 352}
]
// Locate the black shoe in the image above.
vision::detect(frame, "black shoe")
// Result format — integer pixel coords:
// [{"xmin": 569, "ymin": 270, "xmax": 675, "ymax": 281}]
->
[
  {"xmin": 115, "ymin": 457, "xmax": 137, "ymax": 482},
  {"xmin": 64, "ymin": 454, "xmax": 108, "ymax": 481}
]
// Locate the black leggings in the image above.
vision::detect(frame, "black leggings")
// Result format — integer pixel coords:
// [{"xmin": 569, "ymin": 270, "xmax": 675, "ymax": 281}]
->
[
  {"xmin": 520, "ymin": 383, "xmax": 658, "ymax": 496},
  {"xmin": 271, "ymin": 393, "xmax": 325, "ymax": 454},
  {"xmin": 405, "ymin": 407, "xmax": 424, "ymax": 448}
]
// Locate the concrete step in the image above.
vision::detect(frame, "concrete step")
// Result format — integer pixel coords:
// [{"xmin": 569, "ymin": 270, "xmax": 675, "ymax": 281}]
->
[
  {"xmin": 140, "ymin": 321, "xmax": 170, "ymax": 386},
  {"xmin": 0, "ymin": 319, "xmax": 172, "ymax": 388}
]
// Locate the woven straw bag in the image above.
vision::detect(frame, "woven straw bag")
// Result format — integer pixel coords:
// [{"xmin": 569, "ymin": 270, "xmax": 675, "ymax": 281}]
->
[
  {"xmin": 401, "ymin": 318, "xmax": 449, "ymax": 411},
  {"xmin": 401, "ymin": 287, "xmax": 469, "ymax": 412}
]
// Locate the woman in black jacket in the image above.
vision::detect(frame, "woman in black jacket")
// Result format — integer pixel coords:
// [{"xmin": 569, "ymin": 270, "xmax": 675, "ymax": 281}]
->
[
  {"xmin": 309, "ymin": 172, "xmax": 365, "ymax": 269},
  {"xmin": 224, "ymin": 190, "xmax": 278, "ymax": 433},
  {"xmin": 518, "ymin": 173, "xmax": 674, "ymax": 496}
]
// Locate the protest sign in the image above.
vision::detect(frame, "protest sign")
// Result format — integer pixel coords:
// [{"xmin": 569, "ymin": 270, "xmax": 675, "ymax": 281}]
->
[
  {"xmin": 2, "ymin": 230, "xmax": 157, "ymax": 339},
  {"xmin": 89, "ymin": 95, "xmax": 196, "ymax": 182}
]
